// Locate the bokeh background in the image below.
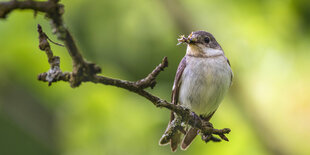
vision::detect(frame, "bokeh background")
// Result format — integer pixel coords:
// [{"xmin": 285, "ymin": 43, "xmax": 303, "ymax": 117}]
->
[{"xmin": 1, "ymin": 0, "xmax": 310, "ymax": 154}]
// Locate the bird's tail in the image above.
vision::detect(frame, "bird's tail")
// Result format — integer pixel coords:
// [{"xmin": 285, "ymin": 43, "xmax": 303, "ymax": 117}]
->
[
  {"xmin": 159, "ymin": 111, "xmax": 183, "ymax": 152},
  {"xmin": 160, "ymin": 112, "xmax": 215, "ymax": 151},
  {"xmin": 181, "ymin": 127, "xmax": 199, "ymax": 150},
  {"xmin": 159, "ymin": 121, "xmax": 182, "ymax": 152},
  {"xmin": 159, "ymin": 125, "xmax": 199, "ymax": 151},
  {"xmin": 170, "ymin": 131, "xmax": 182, "ymax": 152}
]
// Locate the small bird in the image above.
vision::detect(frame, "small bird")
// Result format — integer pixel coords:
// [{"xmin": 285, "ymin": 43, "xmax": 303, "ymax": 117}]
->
[{"xmin": 159, "ymin": 31, "xmax": 233, "ymax": 151}]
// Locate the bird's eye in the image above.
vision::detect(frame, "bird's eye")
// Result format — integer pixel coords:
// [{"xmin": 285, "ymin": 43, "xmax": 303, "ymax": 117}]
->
[{"xmin": 204, "ymin": 37, "xmax": 210, "ymax": 43}]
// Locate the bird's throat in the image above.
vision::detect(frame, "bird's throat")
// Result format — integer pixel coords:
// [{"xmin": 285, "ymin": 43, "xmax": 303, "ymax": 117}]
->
[
  {"xmin": 186, "ymin": 45, "xmax": 206, "ymax": 57},
  {"xmin": 186, "ymin": 45, "xmax": 224, "ymax": 58}
]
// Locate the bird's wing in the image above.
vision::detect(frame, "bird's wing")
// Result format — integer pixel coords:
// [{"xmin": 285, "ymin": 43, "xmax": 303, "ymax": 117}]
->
[
  {"xmin": 171, "ymin": 56, "xmax": 187, "ymax": 106},
  {"xmin": 170, "ymin": 56, "xmax": 186, "ymax": 122},
  {"xmin": 170, "ymin": 56, "xmax": 187, "ymax": 152},
  {"xmin": 226, "ymin": 57, "xmax": 233, "ymax": 86}
]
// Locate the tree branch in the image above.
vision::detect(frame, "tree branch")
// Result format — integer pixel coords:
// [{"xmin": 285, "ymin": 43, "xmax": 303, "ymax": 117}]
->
[
  {"xmin": 0, "ymin": 0, "xmax": 231, "ymax": 146},
  {"xmin": 0, "ymin": 0, "xmax": 60, "ymax": 19},
  {"xmin": 36, "ymin": 24, "xmax": 70, "ymax": 86}
]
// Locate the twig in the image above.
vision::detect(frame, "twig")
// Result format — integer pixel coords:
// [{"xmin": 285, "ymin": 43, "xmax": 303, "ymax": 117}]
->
[
  {"xmin": 135, "ymin": 57, "xmax": 168, "ymax": 89},
  {"xmin": 36, "ymin": 24, "xmax": 70, "ymax": 86},
  {"xmin": 0, "ymin": 0, "xmax": 231, "ymax": 146}
]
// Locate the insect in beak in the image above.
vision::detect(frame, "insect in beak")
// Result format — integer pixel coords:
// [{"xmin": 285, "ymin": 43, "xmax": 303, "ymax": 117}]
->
[{"xmin": 177, "ymin": 32, "xmax": 197, "ymax": 45}]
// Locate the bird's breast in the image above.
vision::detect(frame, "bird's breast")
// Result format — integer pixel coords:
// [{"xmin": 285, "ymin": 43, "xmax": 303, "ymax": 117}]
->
[{"xmin": 179, "ymin": 56, "xmax": 232, "ymax": 116}]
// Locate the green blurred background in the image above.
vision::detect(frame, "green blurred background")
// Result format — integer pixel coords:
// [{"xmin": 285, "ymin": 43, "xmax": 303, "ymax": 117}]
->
[{"xmin": 1, "ymin": 0, "xmax": 310, "ymax": 154}]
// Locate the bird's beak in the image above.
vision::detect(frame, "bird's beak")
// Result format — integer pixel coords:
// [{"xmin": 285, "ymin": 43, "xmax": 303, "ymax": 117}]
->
[
  {"xmin": 187, "ymin": 32, "xmax": 197, "ymax": 44},
  {"xmin": 188, "ymin": 38, "xmax": 197, "ymax": 44},
  {"xmin": 177, "ymin": 32, "xmax": 197, "ymax": 45}
]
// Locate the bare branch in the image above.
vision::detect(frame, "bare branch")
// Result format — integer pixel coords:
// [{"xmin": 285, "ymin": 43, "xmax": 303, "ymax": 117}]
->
[
  {"xmin": 0, "ymin": 0, "xmax": 60, "ymax": 19},
  {"xmin": 0, "ymin": 0, "xmax": 100, "ymax": 87},
  {"xmin": 135, "ymin": 57, "xmax": 168, "ymax": 89},
  {"xmin": 0, "ymin": 0, "xmax": 231, "ymax": 146},
  {"xmin": 36, "ymin": 24, "xmax": 70, "ymax": 85}
]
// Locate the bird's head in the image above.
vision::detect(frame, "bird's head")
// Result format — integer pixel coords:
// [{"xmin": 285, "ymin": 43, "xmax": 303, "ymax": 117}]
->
[{"xmin": 178, "ymin": 31, "xmax": 223, "ymax": 57}]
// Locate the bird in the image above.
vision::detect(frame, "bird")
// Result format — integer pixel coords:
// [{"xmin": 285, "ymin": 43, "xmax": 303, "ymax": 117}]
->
[{"xmin": 159, "ymin": 31, "xmax": 233, "ymax": 151}]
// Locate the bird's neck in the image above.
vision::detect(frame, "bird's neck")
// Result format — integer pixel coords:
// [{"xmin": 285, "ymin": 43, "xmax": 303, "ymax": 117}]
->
[{"xmin": 186, "ymin": 45, "xmax": 224, "ymax": 58}]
